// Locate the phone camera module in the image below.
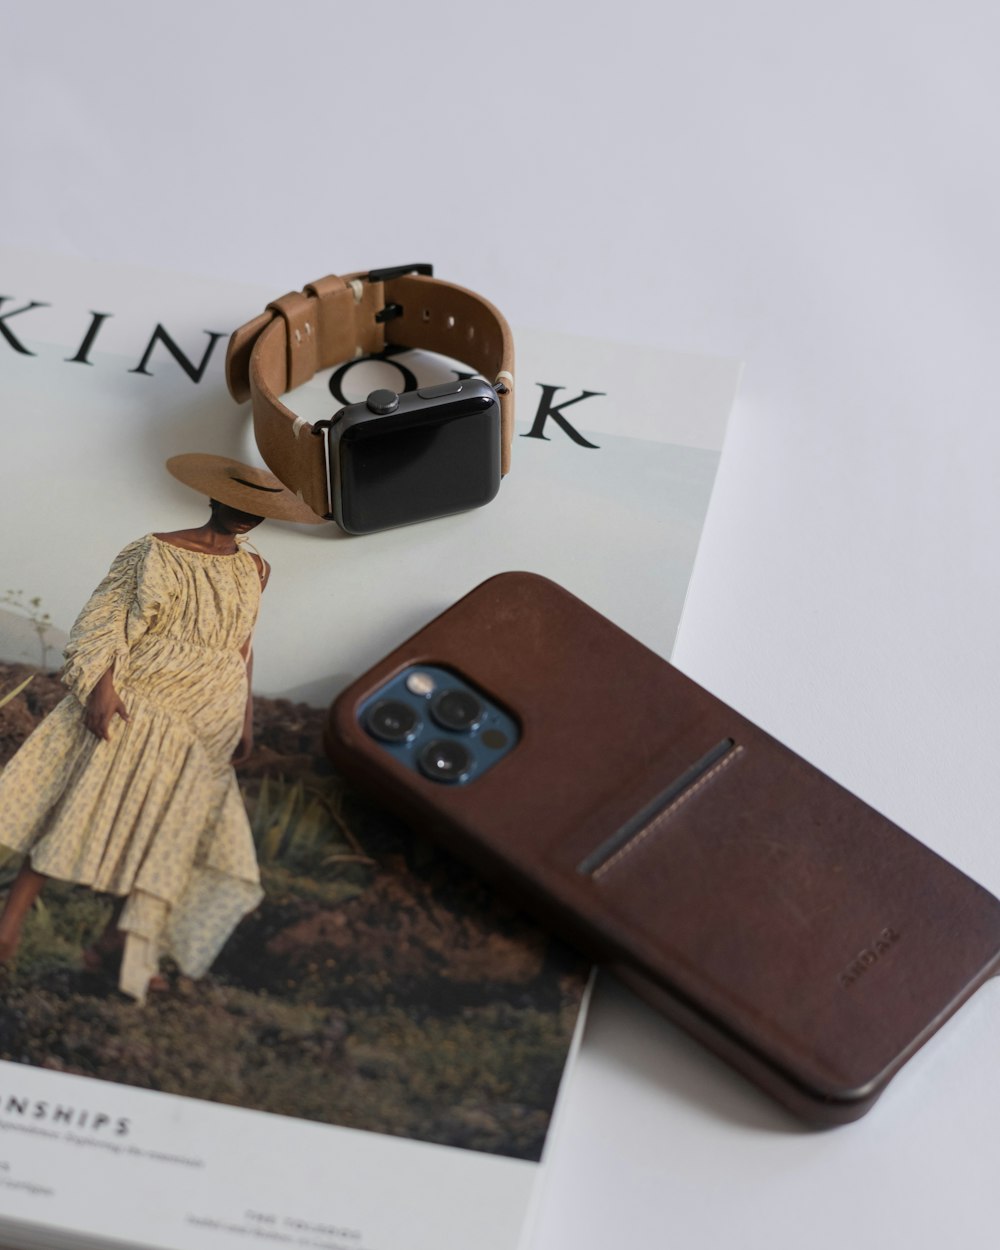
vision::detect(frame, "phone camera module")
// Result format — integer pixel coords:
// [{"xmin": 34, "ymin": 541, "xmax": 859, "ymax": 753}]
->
[
  {"xmin": 430, "ymin": 689, "xmax": 484, "ymax": 733},
  {"xmin": 364, "ymin": 699, "xmax": 420, "ymax": 744},
  {"xmin": 417, "ymin": 738, "xmax": 473, "ymax": 783},
  {"xmin": 358, "ymin": 665, "xmax": 518, "ymax": 785}
]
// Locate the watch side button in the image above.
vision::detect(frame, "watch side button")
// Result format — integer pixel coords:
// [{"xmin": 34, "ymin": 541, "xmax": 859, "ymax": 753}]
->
[{"xmin": 417, "ymin": 380, "xmax": 464, "ymax": 399}]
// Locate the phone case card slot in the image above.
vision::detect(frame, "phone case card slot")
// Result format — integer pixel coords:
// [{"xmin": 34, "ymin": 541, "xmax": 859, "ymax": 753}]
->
[{"xmin": 577, "ymin": 739, "xmax": 743, "ymax": 878}]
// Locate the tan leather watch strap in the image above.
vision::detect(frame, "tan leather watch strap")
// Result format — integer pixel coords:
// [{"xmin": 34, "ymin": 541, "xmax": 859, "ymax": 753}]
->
[{"xmin": 226, "ymin": 269, "xmax": 515, "ymax": 519}]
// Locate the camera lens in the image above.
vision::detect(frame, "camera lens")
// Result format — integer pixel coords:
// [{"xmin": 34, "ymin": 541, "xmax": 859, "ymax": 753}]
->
[
  {"xmin": 417, "ymin": 738, "xmax": 473, "ymax": 783},
  {"xmin": 430, "ymin": 688, "xmax": 484, "ymax": 733},
  {"xmin": 364, "ymin": 699, "xmax": 420, "ymax": 743}
]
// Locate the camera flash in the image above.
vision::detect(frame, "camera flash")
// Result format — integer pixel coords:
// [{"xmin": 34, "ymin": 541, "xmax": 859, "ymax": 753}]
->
[{"xmin": 406, "ymin": 671, "xmax": 436, "ymax": 697}]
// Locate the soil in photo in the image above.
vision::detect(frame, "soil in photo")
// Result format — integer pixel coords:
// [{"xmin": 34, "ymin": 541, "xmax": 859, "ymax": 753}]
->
[{"xmin": 0, "ymin": 661, "xmax": 589, "ymax": 1162}]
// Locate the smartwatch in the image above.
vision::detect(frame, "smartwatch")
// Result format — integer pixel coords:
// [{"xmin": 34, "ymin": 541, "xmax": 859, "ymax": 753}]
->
[{"xmin": 225, "ymin": 264, "xmax": 514, "ymax": 535}]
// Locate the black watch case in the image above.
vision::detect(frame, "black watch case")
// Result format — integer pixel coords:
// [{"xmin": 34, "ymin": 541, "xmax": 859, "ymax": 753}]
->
[{"xmin": 327, "ymin": 377, "xmax": 502, "ymax": 535}]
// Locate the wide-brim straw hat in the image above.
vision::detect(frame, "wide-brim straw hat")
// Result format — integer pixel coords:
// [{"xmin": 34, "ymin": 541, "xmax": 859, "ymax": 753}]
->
[{"xmin": 166, "ymin": 454, "xmax": 326, "ymax": 524}]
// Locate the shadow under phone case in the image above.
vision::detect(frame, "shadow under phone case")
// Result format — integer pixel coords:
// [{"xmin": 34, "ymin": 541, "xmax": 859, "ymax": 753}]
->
[{"xmin": 325, "ymin": 572, "xmax": 1000, "ymax": 1125}]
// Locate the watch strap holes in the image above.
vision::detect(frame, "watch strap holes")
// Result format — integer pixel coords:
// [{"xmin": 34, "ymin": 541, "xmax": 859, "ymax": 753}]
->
[
  {"xmin": 421, "ymin": 307, "xmax": 431, "ymax": 321},
  {"xmin": 446, "ymin": 315, "xmax": 456, "ymax": 329}
]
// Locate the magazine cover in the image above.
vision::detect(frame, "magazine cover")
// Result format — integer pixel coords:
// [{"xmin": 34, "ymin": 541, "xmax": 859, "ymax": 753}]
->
[{"xmin": 0, "ymin": 251, "xmax": 739, "ymax": 1250}]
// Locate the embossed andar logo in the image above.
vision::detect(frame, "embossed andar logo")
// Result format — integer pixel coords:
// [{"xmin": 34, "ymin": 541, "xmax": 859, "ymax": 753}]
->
[{"xmin": 839, "ymin": 927, "xmax": 901, "ymax": 988}]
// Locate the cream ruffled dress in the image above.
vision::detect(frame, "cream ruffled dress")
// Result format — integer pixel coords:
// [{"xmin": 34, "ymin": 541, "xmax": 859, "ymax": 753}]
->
[{"xmin": 0, "ymin": 534, "xmax": 265, "ymax": 1000}]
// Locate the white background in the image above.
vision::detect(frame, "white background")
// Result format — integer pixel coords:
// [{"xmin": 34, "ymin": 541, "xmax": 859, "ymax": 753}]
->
[{"xmin": 3, "ymin": 4, "xmax": 1000, "ymax": 1248}]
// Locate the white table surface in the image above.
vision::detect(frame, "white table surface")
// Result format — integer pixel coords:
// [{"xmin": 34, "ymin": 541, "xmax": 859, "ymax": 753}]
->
[{"xmin": 3, "ymin": 4, "xmax": 999, "ymax": 1247}]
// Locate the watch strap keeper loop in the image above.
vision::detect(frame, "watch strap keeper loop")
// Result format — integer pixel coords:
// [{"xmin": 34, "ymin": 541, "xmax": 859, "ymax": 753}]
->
[
  {"xmin": 225, "ymin": 309, "xmax": 275, "ymax": 403},
  {"xmin": 266, "ymin": 290, "xmax": 319, "ymax": 392},
  {"xmin": 303, "ymin": 273, "xmax": 348, "ymax": 302}
]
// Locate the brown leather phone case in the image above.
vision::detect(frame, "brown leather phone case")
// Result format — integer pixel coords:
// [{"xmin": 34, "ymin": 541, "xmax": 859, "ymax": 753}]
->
[{"xmin": 324, "ymin": 572, "xmax": 1000, "ymax": 1125}]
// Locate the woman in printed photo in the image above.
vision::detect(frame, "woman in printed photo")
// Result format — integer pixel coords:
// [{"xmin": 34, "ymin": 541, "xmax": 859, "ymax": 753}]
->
[{"xmin": 0, "ymin": 455, "xmax": 323, "ymax": 1000}]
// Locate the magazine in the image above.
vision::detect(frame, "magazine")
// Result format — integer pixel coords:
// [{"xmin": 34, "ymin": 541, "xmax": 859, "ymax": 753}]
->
[{"xmin": 0, "ymin": 251, "xmax": 739, "ymax": 1250}]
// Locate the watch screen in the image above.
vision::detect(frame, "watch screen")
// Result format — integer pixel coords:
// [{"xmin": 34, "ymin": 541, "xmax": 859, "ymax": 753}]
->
[{"xmin": 335, "ymin": 391, "xmax": 501, "ymax": 534}]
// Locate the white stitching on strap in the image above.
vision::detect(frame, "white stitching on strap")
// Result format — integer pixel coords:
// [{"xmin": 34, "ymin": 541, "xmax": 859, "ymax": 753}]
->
[
  {"xmin": 495, "ymin": 370, "xmax": 514, "ymax": 394},
  {"xmin": 349, "ymin": 279, "xmax": 364, "ymax": 303},
  {"xmin": 291, "ymin": 416, "xmax": 308, "ymax": 438}
]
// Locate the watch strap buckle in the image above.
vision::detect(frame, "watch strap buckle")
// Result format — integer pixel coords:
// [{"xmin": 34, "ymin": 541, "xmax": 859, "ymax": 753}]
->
[{"xmin": 367, "ymin": 263, "xmax": 434, "ymax": 284}]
